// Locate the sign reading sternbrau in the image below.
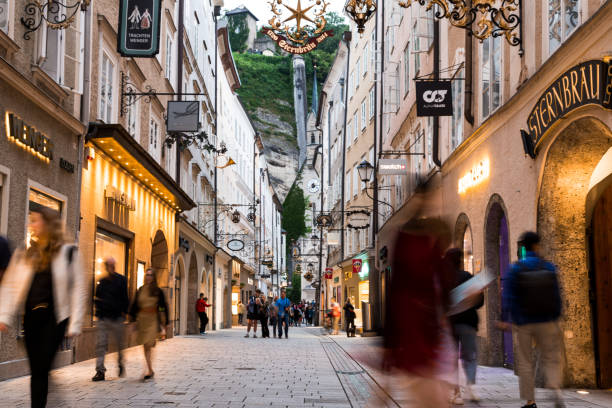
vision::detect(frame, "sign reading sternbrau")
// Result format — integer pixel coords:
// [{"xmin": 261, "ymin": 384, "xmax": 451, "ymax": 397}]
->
[
  {"xmin": 118, "ymin": 0, "xmax": 161, "ymax": 57},
  {"xmin": 415, "ymin": 80, "xmax": 453, "ymax": 117},
  {"xmin": 261, "ymin": 28, "xmax": 334, "ymax": 55},
  {"xmin": 522, "ymin": 59, "xmax": 612, "ymax": 157}
]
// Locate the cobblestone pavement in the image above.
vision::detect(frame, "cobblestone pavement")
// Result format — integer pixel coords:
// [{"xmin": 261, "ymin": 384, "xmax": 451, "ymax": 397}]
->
[{"xmin": 0, "ymin": 327, "xmax": 610, "ymax": 407}]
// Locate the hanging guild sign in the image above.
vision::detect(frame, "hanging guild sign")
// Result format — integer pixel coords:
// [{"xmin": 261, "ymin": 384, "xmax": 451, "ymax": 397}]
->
[
  {"xmin": 352, "ymin": 259, "xmax": 362, "ymax": 275},
  {"xmin": 379, "ymin": 159, "xmax": 409, "ymax": 175},
  {"xmin": 167, "ymin": 101, "xmax": 199, "ymax": 133},
  {"xmin": 263, "ymin": 0, "xmax": 333, "ymax": 55},
  {"xmin": 415, "ymin": 80, "xmax": 453, "ymax": 117},
  {"xmin": 521, "ymin": 59, "xmax": 612, "ymax": 157},
  {"xmin": 324, "ymin": 267, "xmax": 333, "ymax": 280},
  {"xmin": 118, "ymin": 0, "xmax": 162, "ymax": 57}
]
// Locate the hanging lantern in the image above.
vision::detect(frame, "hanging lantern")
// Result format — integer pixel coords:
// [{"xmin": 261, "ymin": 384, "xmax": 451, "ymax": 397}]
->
[
  {"xmin": 231, "ymin": 210, "xmax": 240, "ymax": 224},
  {"xmin": 345, "ymin": 0, "xmax": 377, "ymax": 34}
]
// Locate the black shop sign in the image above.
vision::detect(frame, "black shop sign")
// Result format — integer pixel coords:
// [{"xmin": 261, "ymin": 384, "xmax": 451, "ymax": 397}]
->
[
  {"xmin": 416, "ymin": 80, "xmax": 453, "ymax": 117},
  {"xmin": 117, "ymin": 0, "xmax": 161, "ymax": 57}
]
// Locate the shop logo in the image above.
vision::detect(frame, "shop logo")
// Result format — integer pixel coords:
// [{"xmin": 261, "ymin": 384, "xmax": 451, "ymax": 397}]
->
[
  {"xmin": 415, "ymin": 80, "xmax": 453, "ymax": 117},
  {"xmin": 423, "ymin": 89, "xmax": 448, "ymax": 103},
  {"xmin": 4, "ymin": 112, "xmax": 54, "ymax": 162}
]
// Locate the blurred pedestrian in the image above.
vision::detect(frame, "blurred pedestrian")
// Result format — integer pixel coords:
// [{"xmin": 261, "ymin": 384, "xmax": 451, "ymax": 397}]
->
[
  {"xmin": 196, "ymin": 294, "xmax": 212, "ymax": 334},
  {"xmin": 305, "ymin": 304, "xmax": 313, "ymax": 326},
  {"xmin": 275, "ymin": 289, "xmax": 291, "ymax": 339},
  {"xmin": 343, "ymin": 299, "xmax": 356, "ymax": 337},
  {"xmin": 330, "ymin": 297, "xmax": 340, "ymax": 335},
  {"xmin": 269, "ymin": 296, "xmax": 279, "ymax": 338},
  {"xmin": 259, "ymin": 293, "xmax": 270, "ymax": 338},
  {"xmin": 237, "ymin": 301, "xmax": 245, "ymax": 325},
  {"xmin": 0, "ymin": 235, "xmax": 12, "ymax": 282},
  {"xmin": 92, "ymin": 257, "xmax": 129, "ymax": 382},
  {"xmin": 445, "ymin": 248, "xmax": 483, "ymax": 404},
  {"xmin": 499, "ymin": 231, "xmax": 564, "ymax": 408},
  {"xmin": 0, "ymin": 207, "xmax": 87, "ymax": 408},
  {"xmin": 128, "ymin": 268, "xmax": 169, "ymax": 381},
  {"xmin": 245, "ymin": 290, "xmax": 260, "ymax": 338},
  {"xmin": 381, "ymin": 216, "xmax": 455, "ymax": 408}
]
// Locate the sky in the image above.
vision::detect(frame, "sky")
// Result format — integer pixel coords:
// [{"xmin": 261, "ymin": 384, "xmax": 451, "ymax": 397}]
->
[{"xmin": 222, "ymin": 0, "xmax": 347, "ymax": 27}]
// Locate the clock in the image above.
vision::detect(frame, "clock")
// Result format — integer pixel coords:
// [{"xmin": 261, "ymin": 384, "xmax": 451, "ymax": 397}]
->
[{"xmin": 308, "ymin": 178, "xmax": 320, "ymax": 193}]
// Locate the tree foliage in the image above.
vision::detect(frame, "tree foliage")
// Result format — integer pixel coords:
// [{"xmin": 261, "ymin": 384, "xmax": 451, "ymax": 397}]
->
[
  {"xmin": 286, "ymin": 272, "xmax": 302, "ymax": 304},
  {"xmin": 281, "ymin": 180, "xmax": 310, "ymax": 248},
  {"xmin": 227, "ymin": 13, "xmax": 249, "ymax": 53}
]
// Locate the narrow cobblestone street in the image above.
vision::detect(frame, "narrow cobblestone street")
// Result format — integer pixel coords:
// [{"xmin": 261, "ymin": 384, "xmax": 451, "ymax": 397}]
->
[{"xmin": 0, "ymin": 327, "xmax": 610, "ymax": 408}]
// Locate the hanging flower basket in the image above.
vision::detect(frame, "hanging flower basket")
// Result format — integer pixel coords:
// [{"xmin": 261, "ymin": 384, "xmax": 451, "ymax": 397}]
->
[{"xmin": 304, "ymin": 271, "xmax": 314, "ymax": 282}]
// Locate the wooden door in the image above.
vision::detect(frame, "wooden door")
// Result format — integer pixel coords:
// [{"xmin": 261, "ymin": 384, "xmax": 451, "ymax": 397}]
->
[{"xmin": 592, "ymin": 184, "xmax": 612, "ymax": 388}]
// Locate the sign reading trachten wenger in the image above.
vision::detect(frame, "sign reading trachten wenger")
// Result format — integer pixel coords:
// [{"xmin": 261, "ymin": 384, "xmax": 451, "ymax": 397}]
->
[
  {"xmin": 118, "ymin": 0, "xmax": 162, "ymax": 57},
  {"xmin": 379, "ymin": 159, "xmax": 409, "ymax": 175}
]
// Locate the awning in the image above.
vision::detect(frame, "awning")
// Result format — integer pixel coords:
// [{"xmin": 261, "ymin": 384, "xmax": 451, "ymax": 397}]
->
[{"xmin": 86, "ymin": 123, "xmax": 196, "ymax": 212}]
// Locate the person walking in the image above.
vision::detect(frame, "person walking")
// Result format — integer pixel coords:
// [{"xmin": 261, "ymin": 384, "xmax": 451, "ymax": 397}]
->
[
  {"xmin": 259, "ymin": 294, "xmax": 270, "ymax": 338},
  {"xmin": 499, "ymin": 232, "xmax": 565, "ymax": 408},
  {"xmin": 128, "ymin": 268, "xmax": 169, "ymax": 381},
  {"xmin": 237, "ymin": 301, "xmax": 245, "ymax": 325},
  {"xmin": 275, "ymin": 290, "xmax": 291, "ymax": 339},
  {"xmin": 330, "ymin": 297, "xmax": 341, "ymax": 335},
  {"xmin": 92, "ymin": 257, "xmax": 129, "ymax": 382},
  {"xmin": 0, "ymin": 207, "xmax": 87, "ymax": 408},
  {"xmin": 343, "ymin": 299, "xmax": 356, "ymax": 337},
  {"xmin": 269, "ymin": 296, "xmax": 279, "ymax": 337},
  {"xmin": 245, "ymin": 289, "xmax": 261, "ymax": 338},
  {"xmin": 445, "ymin": 248, "xmax": 484, "ymax": 405},
  {"xmin": 196, "ymin": 294, "xmax": 212, "ymax": 334}
]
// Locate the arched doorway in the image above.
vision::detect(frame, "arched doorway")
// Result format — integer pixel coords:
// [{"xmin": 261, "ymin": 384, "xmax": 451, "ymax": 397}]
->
[
  {"xmin": 538, "ymin": 116, "xmax": 612, "ymax": 387},
  {"xmin": 187, "ymin": 252, "xmax": 198, "ymax": 334},
  {"xmin": 455, "ymin": 213, "xmax": 474, "ymax": 274},
  {"xmin": 151, "ymin": 230, "xmax": 169, "ymax": 286},
  {"xmin": 484, "ymin": 195, "xmax": 512, "ymax": 368},
  {"xmin": 174, "ymin": 258, "xmax": 184, "ymax": 336}
]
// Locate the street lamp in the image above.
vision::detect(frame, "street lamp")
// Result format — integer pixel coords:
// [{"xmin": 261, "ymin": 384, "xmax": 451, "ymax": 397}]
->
[
  {"xmin": 357, "ymin": 160, "xmax": 375, "ymax": 183},
  {"xmin": 344, "ymin": 0, "xmax": 377, "ymax": 34}
]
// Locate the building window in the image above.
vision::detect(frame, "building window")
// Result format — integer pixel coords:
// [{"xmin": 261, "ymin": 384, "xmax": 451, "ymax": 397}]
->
[
  {"xmin": 0, "ymin": 0, "xmax": 9, "ymax": 33},
  {"xmin": 549, "ymin": 0, "xmax": 579, "ymax": 54},
  {"xmin": 345, "ymin": 172, "xmax": 351, "ymax": 203},
  {"xmin": 426, "ymin": 117, "xmax": 434, "ymax": 169},
  {"xmin": 99, "ymin": 53, "xmax": 114, "ymax": 123},
  {"xmin": 165, "ymin": 34, "xmax": 173, "ymax": 80},
  {"xmin": 353, "ymin": 113, "xmax": 358, "ymax": 141},
  {"xmin": 149, "ymin": 117, "xmax": 159, "ymax": 160},
  {"xmin": 369, "ymin": 88, "xmax": 375, "ymax": 120},
  {"xmin": 426, "ymin": 8, "xmax": 434, "ymax": 49},
  {"xmin": 353, "ymin": 166, "xmax": 358, "ymax": 197},
  {"xmin": 126, "ymin": 91, "xmax": 139, "ymax": 137},
  {"xmin": 412, "ymin": 20, "xmax": 420, "ymax": 75},
  {"xmin": 346, "ymin": 122, "xmax": 352, "ymax": 148},
  {"xmin": 451, "ymin": 67, "xmax": 465, "ymax": 150},
  {"xmin": 363, "ymin": 43, "xmax": 368, "ymax": 75},
  {"xmin": 355, "ymin": 59, "xmax": 360, "ymax": 88},
  {"xmin": 349, "ymin": 71, "xmax": 355, "ymax": 99},
  {"xmin": 404, "ymin": 44, "xmax": 410, "ymax": 96},
  {"xmin": 361, "ymin": 100, "xmax": 366, "ymax": 130},
  {"xmin": 481, "ymin": 35, "xmax": 501, "ymax": 119}
]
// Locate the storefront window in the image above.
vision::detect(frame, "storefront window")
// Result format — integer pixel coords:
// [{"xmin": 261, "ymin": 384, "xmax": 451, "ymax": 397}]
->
[
  {"xmin": 358, "ymin": 280, "xmax": 369, "ymax": 304},
  {"xmin": 136, "ymin": 261, "xmax": 146, "ymax": 288},
  {"xmin": 94, "ymin": 229, "xmax": 127, "ymax": 284},
  {"xmin": 27, "ymin": 189, "xmax": 63, "ymax": 247},
  {"xmin": 463, "ymin": 225, "xmax": 474, "ymax": 274}
]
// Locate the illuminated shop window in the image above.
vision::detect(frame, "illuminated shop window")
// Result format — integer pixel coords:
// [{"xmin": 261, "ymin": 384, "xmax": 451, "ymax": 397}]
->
[{"xmin": 27, "ymin": 189, "xmax": 63, "ymax": 247}]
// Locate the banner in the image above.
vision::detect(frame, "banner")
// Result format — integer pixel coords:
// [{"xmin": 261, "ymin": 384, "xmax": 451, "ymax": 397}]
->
[
  {"xmin": 352, "ymin": 259, "xmax": 363, "ymax": 275},
  {"xmin": 261, "ymin": 28, "xmax": 334, "ymax": 55},
  {"xmin": 118, "ymin": 0, "xmax": 162, "ymax": 57},
  {"xmin": 415, "ymin": 80, "xmax": 453, "ymax": 117},
  {"xmin": 522, "ymin": 59, "xmax": 612, "ymax": 156}
]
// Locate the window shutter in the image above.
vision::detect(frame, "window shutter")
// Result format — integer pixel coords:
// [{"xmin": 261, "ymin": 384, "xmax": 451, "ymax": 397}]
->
[{"xmin": 63, "ymin": 17, "xmax": 81, "ymax": 90}]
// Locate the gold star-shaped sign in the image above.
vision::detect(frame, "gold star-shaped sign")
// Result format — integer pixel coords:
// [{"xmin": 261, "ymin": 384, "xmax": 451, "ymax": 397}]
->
[{"xmin": 282, "ymin": 0, "xmax": 315, "ymax": 34}]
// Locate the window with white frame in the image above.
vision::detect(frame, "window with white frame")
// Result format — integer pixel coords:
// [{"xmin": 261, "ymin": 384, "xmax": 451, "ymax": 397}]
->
[
  {"xmin": 363, "ymin": 43, "xmax": 368, "ymax": 75},
  {"xmin": 349, "ymin": 71, "xmax": 355, "ymax": 98},
  {"xmin": 99, "ymin": 52, "xmax": 115, "ymax": 123},
  {"xmin": 40, "ymin": 8, "xmax": 66, "ymax": 83},
  {"xmin": 345, "ymin": 172, "xmax": 351, "ymax": 203},
  {"xmin": 126, "ymin": 87, "xmax": 139, "ymax": 137},
  {"xmin": 481, "ymin": 35, "xmax": 501, "ymax": 119},
  {"xmin": 165, "ymin": 143, "xmax": 174, "ymax": 176},
  {"xmin": 427, "ymin": 117, "xmax": 434, "ymax": 169},
  {"xmin": 149, "ymin": 117, "xmax": 160, "ymax": 161},
  {"xmin": 165, "ymin": 34, "xmax": 173, "ymax": 80},
  {"xmin": 451, "ymin": 67, "xmax": 465, "ymax": 150},
  {"xmin": 361, "ymin": 100, "xmax": 366, "ymax": 130},
  {"xmin": 353, "ymin": 166, "xmax": 358, "ymax": 197},
  {"xmin": 369, "ymin": 88, "xmax": 375, "ymax": 119},
  {"xmin": 548, "ymin": 0, "xmax": 579, "ymax": 54},
  {"xmin": 0, "ymin": 0, "xmax": 9, "ymax": 33},
  {"xmin": 404, "ymin": 44, "xmax": 410, "ymax": 96},
  {"xmin": 371, "ymin": 30, "xmax": 377, "ymax": 72},
  {"xmin": 426, "ymin": 8, "xmax": 434, "ymax": 48},
  {"xmin": 355, "ymin": 59, "xmax": 360, "ymax": 88},
  {"xmin": 412, "ymin": 20, "xmax": 420, "ymax": 75},
  {"xmin": 347, "ymin": 122, "xmax": 352, "ymax": 148},
  {"xmin": 353, "ymin": 113, "xmax": 358, "ymax": 141}
]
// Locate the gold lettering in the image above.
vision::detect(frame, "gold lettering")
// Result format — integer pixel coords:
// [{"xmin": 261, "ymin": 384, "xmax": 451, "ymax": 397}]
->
[
  {"xmin": 546, "ymin": 92, "xmax": 556, "ymax": 120},
  {"xmin": 528, "ymin": 113, "xmax": 540, "ymax": 141},
  {"xmin": 539, "ymin": 97, "xmax": 549, "ymax": 128},
  {"xmin": 570, "ymin": 70, "xmax": 581, "ymax": 105},
  {"xmin": 589, "ymin": 63, "xmax": 599, "ymax": 100},
  {"xmin": 551, "ymin": 85, "xmax": 564, "ymax": 114},
  {"xmin": 580, "ymin": 66, "xmax": 591, "ymax": 100},
  {"xmin": 562, "ymin": 75, "xmax": 572, "ymax": 108}
]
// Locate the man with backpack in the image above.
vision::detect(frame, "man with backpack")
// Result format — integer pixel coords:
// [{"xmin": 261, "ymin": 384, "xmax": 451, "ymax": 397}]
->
[
  {"xmin": 244, "ymin": 289, "xmax": 261, "ymax": 338},
  {"xmin": 499, "ymin": 231, "xmax": 565, "ymax": 408}
]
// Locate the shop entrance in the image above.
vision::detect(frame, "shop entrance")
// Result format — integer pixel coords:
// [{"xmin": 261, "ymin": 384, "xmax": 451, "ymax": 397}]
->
[
  {"xmin": 187, "ymin": 252, "xmax": 198, "ymax": 334},
  {"xmin": 150, "ymin": 230, "xmax": 169, "ymax": 329},
  {"xmin": 484, "ymin": 196, "xmax": 512, "ymax": 368},
  {"xmin": 589, "ymin": 170, "xmax": 612, "ymax": 388}
]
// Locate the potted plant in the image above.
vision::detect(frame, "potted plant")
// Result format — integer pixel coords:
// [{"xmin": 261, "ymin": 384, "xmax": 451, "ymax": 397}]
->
[{"xmin": 231, "ymin": 279, "xmax": 237, "ymax": 287}]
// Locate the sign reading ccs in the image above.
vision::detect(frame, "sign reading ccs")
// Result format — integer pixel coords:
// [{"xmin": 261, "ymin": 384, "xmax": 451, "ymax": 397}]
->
[{"xmin": 416, "ymin": 80, "xmax": 453, "ymax": 117}]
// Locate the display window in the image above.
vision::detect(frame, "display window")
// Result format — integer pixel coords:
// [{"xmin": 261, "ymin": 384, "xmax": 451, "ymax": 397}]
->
[
  {"xmin": 94, "ymin": 228, "xmax": 127, "ymax": 282},
  {"xmin": 27, "ymin": 188, "xmax": 64, "ymax": 247}
]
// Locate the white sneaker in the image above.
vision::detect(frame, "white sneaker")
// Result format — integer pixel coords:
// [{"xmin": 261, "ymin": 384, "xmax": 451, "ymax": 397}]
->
[
  {"xmin": 465, "ymin": 385, "xmax": 479, "ymax": 402},
  {"xmin": 451, "ymin": 393, "xmax": 464, "ymax": 405}
]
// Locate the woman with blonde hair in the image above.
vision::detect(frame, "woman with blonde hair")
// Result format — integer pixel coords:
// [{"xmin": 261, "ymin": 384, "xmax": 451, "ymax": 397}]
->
[
  {"xmin": 0, "ymin": 206, "xmax": 87, "ymax": 407},
  {"xmin": 129, "ymin": 267, "xmax": 169, "ymax": 380}
]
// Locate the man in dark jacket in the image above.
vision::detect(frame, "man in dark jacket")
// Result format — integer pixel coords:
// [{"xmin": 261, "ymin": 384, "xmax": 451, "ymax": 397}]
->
[
  {"xmin": 446, "ymin": 248, "xmax": 484, "ymax": 404},
  {"xmin": 92, "ymin": 257, "xmax": 129, "ymax": 381},
  {"xmin": 500, "ymin": 231, "xmax": 564, "ymax": 408}
]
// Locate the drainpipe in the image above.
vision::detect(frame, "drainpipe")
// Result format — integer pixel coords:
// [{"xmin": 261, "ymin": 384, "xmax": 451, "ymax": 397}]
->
[
  {"xmin": 433, "ymin": 18, "xmax": 442, "ymax": 167},
  {"xmin": 212, "ymin": 5, "xmax": 220, "ymax": 328},
  {"xmin": 340, "ymin": 31, "xmax": 351, "ymax": 263},
  {"xmin": 175, "ymin": 0, "xmax": 185, "ymax": 187},
  {"xmin": 327, "ymin": 101, "xmax": 332, "ymax": 187},
  {"xmin": 464, "ymin": 25, "xmax": 474, "ymax": 126},
  {"xmin": 75, "ymin": 3, "xmax": 92, "ymax": 243}
]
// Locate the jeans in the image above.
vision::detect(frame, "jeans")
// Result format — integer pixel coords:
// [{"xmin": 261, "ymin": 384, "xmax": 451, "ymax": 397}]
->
[
  {"xmin": 260, "ymin": 316, "xmax": 270, "ymax": 338},
  {"xmin": 452, "ymin": 323, "xmax": 478, "ymax": 384},
  {"xmin": 269, "ymin": 317, "xmax": 278, "ymax": 337},
  {"xmin": 198, "ymin": 311, "xmax": 208, "ymax": 333},
  {"xmin": 24, "ymin": 308, "xmax": 68, "ymax": 408},
  {"xmin": 96, "ymin": 317, "xmax": 126, "ymax": 373},
  {"xmin": 238, "ymin": 313, "xmax": 243, "ymax": 325},
  {"xmin": 277, "ymin": 314, "xmax": 289, "ymax": 337},
  {"xmin": 514, "ymin": 321, "xmax": 563, "ymax": 401}
]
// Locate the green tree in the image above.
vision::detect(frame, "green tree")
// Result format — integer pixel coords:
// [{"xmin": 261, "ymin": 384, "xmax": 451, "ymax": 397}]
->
[
  {"xmin": 227, "ymin": 13, "xmax": 249, "ymax": 53},
  {"xmin": 287, "ymin": 272, "xmax": 302, "ymax": 304},
  {"xmin": 281, "ymin": 181, "xmax": 310, "ymax": 250}
]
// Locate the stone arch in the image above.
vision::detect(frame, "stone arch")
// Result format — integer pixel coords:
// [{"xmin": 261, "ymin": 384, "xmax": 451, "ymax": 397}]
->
[
  {"xmin": 186, "ymin": 251, "xmax": 199, "ymax": 334},
  {"xmin": 173, "ymin": 255, "xmax": 185, "ymax": 336},
  {"xmin": 537, "ymin": 116, "xmax": 612, "ymax": 387},
  {"xmin": 483, "ymin": 194, "xmax": 511, "ymax": 367},
  {"xmin": 454, "ymin": 213, "xmax": 474, "ymax": 273},
  {"xmin": 151, "ymin": 230, "xmax": 169, "ymax": 287}
]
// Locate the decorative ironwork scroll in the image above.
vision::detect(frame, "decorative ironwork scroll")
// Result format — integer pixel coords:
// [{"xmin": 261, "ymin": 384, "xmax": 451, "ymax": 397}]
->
[{"xmin": 21, "ymin": 0, "xmax": 90, "ymax": 40}]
